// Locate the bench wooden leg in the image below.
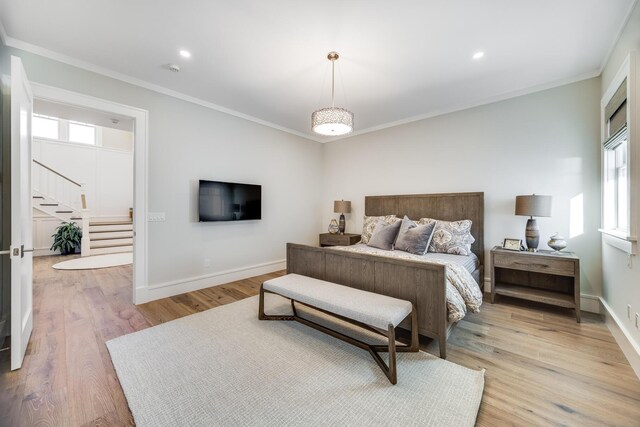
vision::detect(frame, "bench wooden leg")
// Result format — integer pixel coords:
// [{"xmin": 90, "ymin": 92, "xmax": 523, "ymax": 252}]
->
[
  {"xmin": 258, "ymin": 284, "xmax": 295, "ymax": 321},
  {"xmin": 387, "ymin": 324, "xmax": 397, "ymax": 384}
]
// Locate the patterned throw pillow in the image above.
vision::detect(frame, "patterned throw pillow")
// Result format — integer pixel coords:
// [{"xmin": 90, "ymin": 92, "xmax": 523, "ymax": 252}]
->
[
  {"xmin": 421, "ymin": 218, "xmax": 475, "ymax": 255},
  {"xmin": 360, "ymin": 215, "xmax": 398, "ymax": 244}
]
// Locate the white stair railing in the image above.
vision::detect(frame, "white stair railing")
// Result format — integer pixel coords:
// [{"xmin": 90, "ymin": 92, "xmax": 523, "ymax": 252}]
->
[
  {"xmin": 32, "ymin": 159, "xmax": 90, "ymax": 256},
  {"xmin": 32, "ymin": 159, "xmax": 83, "ymax": 211}
]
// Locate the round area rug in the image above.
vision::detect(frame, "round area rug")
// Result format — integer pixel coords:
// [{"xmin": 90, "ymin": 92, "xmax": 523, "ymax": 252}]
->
[{"xmin": 52, "ymin": 252, "xmax": 132, "ymax": 270}]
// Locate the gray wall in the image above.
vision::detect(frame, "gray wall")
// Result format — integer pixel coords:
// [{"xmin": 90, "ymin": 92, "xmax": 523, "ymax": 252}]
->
[
  {"xmin": 322, "ymin": 78, "xmax": 603, "ymax": 297},
  {"xmin": 0, "ymin": 40, "xmax": 605, "ymax": 311},
  {"xmin": 0, "ymin": 43, "xmax": 324, "ymax": 300},
  {"xmin": 600, "ymin": 1, "xmax": 640, "ymax": 351}
]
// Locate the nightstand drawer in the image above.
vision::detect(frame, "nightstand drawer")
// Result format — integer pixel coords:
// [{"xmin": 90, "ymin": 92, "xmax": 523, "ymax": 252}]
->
[
  {"xmin": 321, "ymin": 235, "xmax": 346, "ymax": 245},
  {"xmin": 493, "ymin": 254, "xmax": 575, "ymax": 276},
  {"xmin": 319, "ymin": 233, "xmax": 360, "ymax": 247}
]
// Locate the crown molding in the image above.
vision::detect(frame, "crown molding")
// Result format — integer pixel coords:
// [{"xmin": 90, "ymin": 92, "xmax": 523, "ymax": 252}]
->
[
  {"xmin": 2, "ymin": 34, "xmax": 323, "ymax": 143},
  {"xmin": 599, "ymin": 0, "xmax": 639, "ymax": 75},
  {"xmin": 326, "ymin": 69, "xmax": 601, "ymax": 143},
  {"xmin": 0, "ymin": 25, "xmax": 612, "ymax": 145}
]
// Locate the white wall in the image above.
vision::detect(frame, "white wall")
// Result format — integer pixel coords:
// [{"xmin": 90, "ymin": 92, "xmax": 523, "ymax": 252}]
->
[
  {"xmin": 0, "ymin": 44, "xmax": 324, "ymax": 298},
  {"xmin": 32, "ymin": 212, "xmax": 64, "ymax": 256},
  {"xmin": 100, "ymin": 127, "xmax": 133, "ymax": 151},
  {"xmin": 33, "ymin": 138, "xmax": 133, "ymax": 218},
  {"xmin": 600, "ymin": 2, "xmax": 640, "ymax": 355},
  {"xmin": 322, "ymin": 78, "xmax": 602, "ymax": 298}
]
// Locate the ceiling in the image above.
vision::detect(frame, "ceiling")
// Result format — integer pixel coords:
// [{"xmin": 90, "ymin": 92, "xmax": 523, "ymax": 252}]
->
[{"xmin": 0, "ymin": 0, "xmax": 635, "ymax": 141}]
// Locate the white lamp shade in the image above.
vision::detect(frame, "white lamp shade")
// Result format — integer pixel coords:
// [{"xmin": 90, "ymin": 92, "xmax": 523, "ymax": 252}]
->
[{"xmin": 312, "ymin": 107, "xmax": 353, "ymax": 136}]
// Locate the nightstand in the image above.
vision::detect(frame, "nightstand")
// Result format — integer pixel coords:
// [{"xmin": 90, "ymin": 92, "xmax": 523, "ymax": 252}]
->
[
  {"xmin": 319, "ymin": 233, "xmax": 361, "ymax": 247},
  {"xmin": 490, "ymin": 246, "xmax": 581, "ymax": 322}
]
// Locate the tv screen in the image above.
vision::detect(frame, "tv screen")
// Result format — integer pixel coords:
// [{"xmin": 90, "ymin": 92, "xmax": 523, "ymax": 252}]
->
[{"xmin": 199, "ymin": 180, "xmax": 262, "ymax": 222}]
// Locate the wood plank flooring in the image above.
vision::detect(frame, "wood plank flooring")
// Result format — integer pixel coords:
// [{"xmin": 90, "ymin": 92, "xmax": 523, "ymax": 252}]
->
[{"xmin": 1, "ymin": 255, "xmax": 639, "ymax": 426}]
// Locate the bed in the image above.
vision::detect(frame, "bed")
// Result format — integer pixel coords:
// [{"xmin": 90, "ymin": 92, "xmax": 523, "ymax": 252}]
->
[{"xmin": 286, "ymin": 192, "xmax": 484, "ymax": 358}]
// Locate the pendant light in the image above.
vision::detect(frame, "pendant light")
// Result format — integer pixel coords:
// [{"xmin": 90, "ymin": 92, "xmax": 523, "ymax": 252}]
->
[{"xmin": 311, "ymin": 51, "xmax": 354, "ymax": 136}]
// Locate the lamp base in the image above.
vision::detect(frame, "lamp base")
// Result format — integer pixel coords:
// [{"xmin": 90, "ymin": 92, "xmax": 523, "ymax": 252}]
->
[
  {"xmin": 525, "ymin": 218, "xmax": 539, "ymax": 252},
  {"xmin": 339, "ymin": 214, "xmax": 345, "ymax": 235}
]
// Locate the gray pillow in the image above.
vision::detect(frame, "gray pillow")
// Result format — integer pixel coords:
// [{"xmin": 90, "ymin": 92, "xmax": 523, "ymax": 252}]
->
[
  {"xmin": 395, "ymin": 216, "xmax": 436, "ymax": 255},
  {"xmin": 367, "ymin": 219, "xmax": 402, "ymax": 250}
]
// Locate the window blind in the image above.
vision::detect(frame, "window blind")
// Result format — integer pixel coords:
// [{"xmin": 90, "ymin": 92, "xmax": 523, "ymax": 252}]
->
[{"xmin": 605, "ymin": 78, "xmax": 627, "ymax": 139}]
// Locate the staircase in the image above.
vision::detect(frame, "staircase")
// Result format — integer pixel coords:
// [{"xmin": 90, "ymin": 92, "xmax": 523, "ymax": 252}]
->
[
  {"xmin": 32, "ymin": 159, "xmax": 133, "ymax": 257},
  {"xmin": 32, "ymin": 191, "xmax": 83, "ymax": 223},
  {"xmin": 88, "ymin": 221, "xmax": 133, "ymax": 255}
]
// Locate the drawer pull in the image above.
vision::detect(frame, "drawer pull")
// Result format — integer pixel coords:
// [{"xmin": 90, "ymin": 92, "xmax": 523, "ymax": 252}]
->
[{"xmin": 514, "ymin": 262, "xmax": 548, "ymax": 269}]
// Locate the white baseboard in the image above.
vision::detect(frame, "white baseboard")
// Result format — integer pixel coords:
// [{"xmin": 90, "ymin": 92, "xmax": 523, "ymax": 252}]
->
[
  {"xmin": 135, "ymin": 259, "xmax": 286, "ymax": 304},
  {"xmin": 580, "ymin": 294, "xmax": 601, "ymax": 314},
  {"xmin": 483, "ymin": 276, "xmax": 601, "ymax": 314},
  {"xmin": 600, "ymin": 297, "xmax": 640, "ymax": 379}
]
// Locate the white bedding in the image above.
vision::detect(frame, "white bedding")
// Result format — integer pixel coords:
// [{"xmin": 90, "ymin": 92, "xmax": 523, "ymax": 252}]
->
[{"xmin": 327, "ymin": 244, "xmax": 483, "ymax": 322}]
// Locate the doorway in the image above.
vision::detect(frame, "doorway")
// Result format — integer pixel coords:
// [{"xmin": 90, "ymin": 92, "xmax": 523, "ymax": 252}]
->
[
  {"xmin": 30, "ymin": 83, "xmax": 149, "ymax": 305},
  {"xmin": 1, "ymin": 57, "xmax": 148, "ymax": 370}
]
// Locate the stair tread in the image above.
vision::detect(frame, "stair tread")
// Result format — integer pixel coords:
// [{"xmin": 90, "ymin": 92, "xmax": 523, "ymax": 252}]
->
[
  {"xmin": 90, "ymin": 221, "xmax": 133, "ymax": 226},
  {"xmin": 89, "ymin": 229, "xmax": 133, "ymax": 234},
  {"xmin": 90, "ymin": 242, "xmax": 133, "ymax": 249},
  {"xmin": 91, "ymin": 236, "xmax": 133, "ymax": 241}
]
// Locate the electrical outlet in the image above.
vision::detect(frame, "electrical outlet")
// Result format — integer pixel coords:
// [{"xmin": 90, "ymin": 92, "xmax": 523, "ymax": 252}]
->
[
  {"xmin": 629, "ymin": 305, "xmax": 632, "ymax": 319},
  {"xmin": 148, "ymin": 212, "xmax": 166, "ymax": 222},
  {"xmin": 203, "ymin": 258, "xmax": 211, "ymax": 268}
]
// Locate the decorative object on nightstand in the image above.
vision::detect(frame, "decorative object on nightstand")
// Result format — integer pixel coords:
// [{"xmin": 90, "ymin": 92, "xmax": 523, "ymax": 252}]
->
[
  {"xmin": 328, "ymin": 219, "xmax": 339, "ymax": 234},
  {"xmin": 490, "ymin": 246, "xmax": 581, "ymax": 322},
  {"xmin": 515, "ymin": 194, "xmax": 552, "ymax": 252},
  {"xmin": 333, "ymin": 200, "xmax": 351, "ymax": 235},
  {"xmin": 502, "ymin": 238, "xmax": 522, "ymax": 251},
  {"xmin": 319, "ymin": 233, "xmax": 360, "ymax": 247},
  {"xmin": 547, "ymin": 233, "xmax": 567, "ymax": 253}
]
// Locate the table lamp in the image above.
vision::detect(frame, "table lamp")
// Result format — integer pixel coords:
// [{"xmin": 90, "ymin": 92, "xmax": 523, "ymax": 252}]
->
[
  {"xmin": 515, "ymin": 194, "xmax": 552, "ymax": 252},
  {"xmin": 333, "ymin": 200, "xmax": 351, "ymax": 235}
]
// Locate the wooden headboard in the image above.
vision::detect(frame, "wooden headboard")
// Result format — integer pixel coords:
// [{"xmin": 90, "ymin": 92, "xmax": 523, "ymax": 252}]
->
[{"xmin": 365, "ymin": 192, "xmax": 485, "ymax": 267}]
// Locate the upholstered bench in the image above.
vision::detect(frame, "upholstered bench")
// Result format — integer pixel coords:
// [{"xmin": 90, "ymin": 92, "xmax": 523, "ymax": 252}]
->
[{"xmin": 259, "ymin": 273, "xmax": 419, "ymax": 384}]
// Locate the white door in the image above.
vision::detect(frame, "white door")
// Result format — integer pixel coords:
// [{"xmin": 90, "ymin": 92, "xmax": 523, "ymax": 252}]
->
[{"xmin": 9, "ymin": 56, "xmax": 34, "ymax": 370}]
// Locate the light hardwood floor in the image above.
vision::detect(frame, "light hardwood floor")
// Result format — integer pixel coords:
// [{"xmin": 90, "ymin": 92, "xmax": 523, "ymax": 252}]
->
[{"xmin": 1, "ymin": 255, "xmax": 639, "ymax": 426}]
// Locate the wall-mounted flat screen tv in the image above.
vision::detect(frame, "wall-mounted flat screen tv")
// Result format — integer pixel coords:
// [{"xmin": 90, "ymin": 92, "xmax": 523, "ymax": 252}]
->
[{"xmin": 199, "ymin": 180, "xmax": 262, "ymax": 222}]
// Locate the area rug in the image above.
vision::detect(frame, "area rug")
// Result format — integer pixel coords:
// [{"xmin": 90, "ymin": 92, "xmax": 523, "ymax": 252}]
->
[
  {"xmin": 52, "ymin": 252, "xmax": 132, "ymax": 270},
  {"xmin": 107, "ymin": 294, "xmax": 485, "ymax": 426}
]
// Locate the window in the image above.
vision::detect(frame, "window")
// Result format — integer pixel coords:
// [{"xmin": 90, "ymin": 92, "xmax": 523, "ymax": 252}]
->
[
  {"xmin": 603, "ymin": 128, "xmax": 628, "ymax": 233},
  {"xmin": 32, "ymin": 114, "xmax": 59, "ymax": 139},
  {"xmin": 68, "ymin": 121, "xmax": 96, "ymax": 145}
]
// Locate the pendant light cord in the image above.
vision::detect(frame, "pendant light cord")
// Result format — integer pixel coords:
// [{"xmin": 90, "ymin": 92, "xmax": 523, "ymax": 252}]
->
[{"xmin": 331, "ymin": 59, "xmax": 335, "ymax": 108}]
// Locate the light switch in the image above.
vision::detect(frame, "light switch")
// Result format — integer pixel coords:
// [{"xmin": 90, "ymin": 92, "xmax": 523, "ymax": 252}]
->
[{"xmin": 148, "ymin": 212, "xmax": 166, "ymax": 222}]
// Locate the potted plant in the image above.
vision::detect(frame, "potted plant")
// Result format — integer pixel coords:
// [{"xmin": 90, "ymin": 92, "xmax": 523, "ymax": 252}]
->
[{"xmin": 51, "ymin": 222, "xmax": 82, "ymax": 255}]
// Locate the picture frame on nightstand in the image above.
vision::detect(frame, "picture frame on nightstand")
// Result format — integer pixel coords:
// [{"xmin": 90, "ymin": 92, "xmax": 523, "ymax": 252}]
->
[{"xmin": 502, "ymin": 238, "xmax": 522, "ymax": 251}]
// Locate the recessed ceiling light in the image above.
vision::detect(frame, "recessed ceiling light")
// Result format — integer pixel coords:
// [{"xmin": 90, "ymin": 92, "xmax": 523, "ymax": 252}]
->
[
  {"xmin": 179, "ymin": 50, "xmax": 191, "ymax": 58},
  {"xmin": 472, "ymin": 51, "xmax": 485, "ymax": 60}
]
